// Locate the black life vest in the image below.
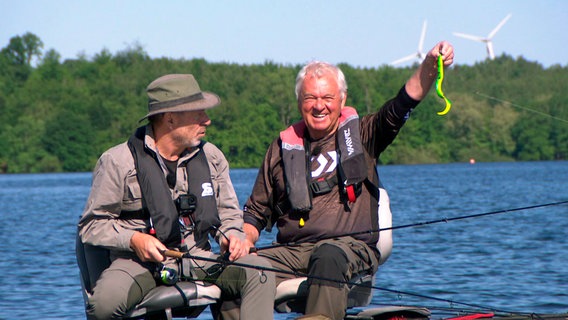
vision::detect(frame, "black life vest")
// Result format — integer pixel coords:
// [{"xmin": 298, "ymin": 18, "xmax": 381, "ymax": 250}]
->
[
  {"xmin": 127, "ymin": 126, "xmax": 220, "ymax": 249},
  {"xmin": 280, "ymin": 107, "xmax": 368, "ymax": 213}
]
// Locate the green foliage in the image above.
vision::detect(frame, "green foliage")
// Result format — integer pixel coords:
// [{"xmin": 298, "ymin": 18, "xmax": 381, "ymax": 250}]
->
[
  {"xmin": 1, "ymin": 33, "xmax": 567, "ymax": 173},
  {"xmin": 1, "ymin": 32, "xmax": 43, "ymax": 66}
]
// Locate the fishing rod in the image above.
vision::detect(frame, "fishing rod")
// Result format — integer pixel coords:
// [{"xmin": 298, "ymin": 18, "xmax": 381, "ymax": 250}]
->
[
  {"xmin": 161, "ymin": 249, "xmax": 525, "ymax": 315},
  {"xmin": 256, "ymin": 200, "xmax": 568, "ymax": 251},
  {"xmin": 161, "ymin": 202, "xmax": 566, "ymax": 315}
]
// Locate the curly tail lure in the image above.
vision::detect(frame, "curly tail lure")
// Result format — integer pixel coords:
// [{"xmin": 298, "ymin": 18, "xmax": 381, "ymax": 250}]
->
[{"xmin": 435, "ymin": 54, "xmax": 452, "ymax": 115}]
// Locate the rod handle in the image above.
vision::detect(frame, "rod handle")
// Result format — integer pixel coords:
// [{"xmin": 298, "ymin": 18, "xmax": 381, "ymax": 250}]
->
[{"xmin": 162, "ymin": 249, "xmax": 185, "ymax": 259}]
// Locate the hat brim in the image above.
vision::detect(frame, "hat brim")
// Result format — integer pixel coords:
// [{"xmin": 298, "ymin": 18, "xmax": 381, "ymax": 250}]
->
[{"xmin": 139, "ymin": 92, "xmax": 221, "ymax": 122}]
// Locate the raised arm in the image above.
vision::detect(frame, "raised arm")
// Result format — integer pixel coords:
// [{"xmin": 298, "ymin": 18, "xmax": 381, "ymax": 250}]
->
[{"xmin": 405, "ymin": 41, "xmax": 454, "ymax": 101}]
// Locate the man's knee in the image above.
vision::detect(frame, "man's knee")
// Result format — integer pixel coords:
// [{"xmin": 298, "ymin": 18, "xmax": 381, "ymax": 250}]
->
[
  {"xmin": 217, "ymin": 255, "xmax": 275, "ymax": 297},
  {"xmin": 87, "ymin": 267, "xmax": 154, "ymax": 319},
  {"xmin": 87, "ymin": 281, "xmax": 135, "ymax": 320},
  {"xmin": 87, "ymin": 293, "xmax": 128, "ymax": 320},
  {"xmin": 308, "ymin": 244, "xmax": 349, "ymax": 286},
  {"xmin": 245, "ymin": 254, "xmax": 273, "ymax": 269}
]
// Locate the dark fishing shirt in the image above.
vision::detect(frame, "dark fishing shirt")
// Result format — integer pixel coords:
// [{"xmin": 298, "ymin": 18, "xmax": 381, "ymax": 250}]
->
[{"xmin": 244, "ymin": 86, "xmax": 419, "ymax": 247}]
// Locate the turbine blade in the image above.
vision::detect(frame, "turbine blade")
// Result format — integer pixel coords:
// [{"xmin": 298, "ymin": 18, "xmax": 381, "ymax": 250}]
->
[
  {"xmin": 453, "ymin": 32, "xmax": 486, "ymax": 43},
  {"xmin": 391, "ymin": 53, "xmax": 417, "ymax": 65},
  {"xmin": 488, "ymin": 13, "xmax": 512, "ymax": 39},
  {"xmin": 418, "ymin": 20, "xmax": 427, "ymax": 52},
  {"xmin": 486, "ymin": 42, "xmax": 495, "ymax": 60}
]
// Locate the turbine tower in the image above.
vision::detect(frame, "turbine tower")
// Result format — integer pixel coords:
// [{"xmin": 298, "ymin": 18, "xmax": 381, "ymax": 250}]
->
[
  {"xmin": 391, "ymin": 20, "xmax": 428, "ymax": 66},
  {"xmin": 453, "ymin": 13, "xmax": 512, "ymax": 60}
]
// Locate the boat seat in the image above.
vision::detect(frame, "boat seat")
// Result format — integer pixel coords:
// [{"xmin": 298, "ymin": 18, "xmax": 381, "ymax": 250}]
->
[
  {"xmin": 75, "ymin": 233, "xmax": 221, "ymax": 320},
  {"xmin": 274, "ymin": 187, "xmax": 393, "ymax": 314},
  {"xmin": 275, "ymin": 272, "xmax": 375, "ymax": 313}
]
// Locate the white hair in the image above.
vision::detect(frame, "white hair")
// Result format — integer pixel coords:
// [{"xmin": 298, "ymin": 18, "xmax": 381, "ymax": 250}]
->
[{"xmin": 294, "ymin": 61, "xmax": 347, "ymax": 101}]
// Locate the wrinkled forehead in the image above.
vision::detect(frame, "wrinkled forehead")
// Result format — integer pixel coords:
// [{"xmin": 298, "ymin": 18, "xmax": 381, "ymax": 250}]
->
[
  {"xmin": 302, "ymin": 68, "xmax": 341, "ymax": 92},
  {"xmin": 301, "ymin": 73, "xmax": 340, "ymax": 93},
  {"xmin": 295, "ymin": 61, "xmax": 347, "ymax": 100}
]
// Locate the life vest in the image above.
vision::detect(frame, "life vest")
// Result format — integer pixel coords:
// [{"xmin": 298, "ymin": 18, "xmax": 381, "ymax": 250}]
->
[
  {"xmin": 126, "ymin": 126, "xmax": 220, "ymax": 249},
  {"xmin": 280, "ymin": 107, "xmax": 368, "ymax": 213}
]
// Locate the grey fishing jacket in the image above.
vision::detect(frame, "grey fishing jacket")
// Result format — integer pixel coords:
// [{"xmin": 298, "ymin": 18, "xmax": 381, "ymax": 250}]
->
[{"xmin": 78, "ymin": 125, "xmax": 244, "ymax": 260}]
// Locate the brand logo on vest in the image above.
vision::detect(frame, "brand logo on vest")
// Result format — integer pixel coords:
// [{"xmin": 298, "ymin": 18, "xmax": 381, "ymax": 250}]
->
[
  {"xmin": 201, "ymin": 183, "xmax": 213, "ymax": 197},
  {"xmin": 311, "ymin": 151, "xmax": 337, "ymax": 178},
  {"xmin": 344, "ymin": 128, "xmax": 354, "ymax": 156}
]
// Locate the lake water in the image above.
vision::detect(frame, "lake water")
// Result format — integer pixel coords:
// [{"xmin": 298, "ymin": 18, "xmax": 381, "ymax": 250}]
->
[{"xmin": 0, "ymin": 161, "xmax": 567, "ymax": 319}]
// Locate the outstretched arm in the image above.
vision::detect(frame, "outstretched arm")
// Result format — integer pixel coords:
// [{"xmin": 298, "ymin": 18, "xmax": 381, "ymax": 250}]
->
[{"xmin": 405, "ymin": 41, "xmax": 454, "ymax": 101}]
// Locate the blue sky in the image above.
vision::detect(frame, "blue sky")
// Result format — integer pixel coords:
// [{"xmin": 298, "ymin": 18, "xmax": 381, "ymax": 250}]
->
[{"xmin": 2, "ymin": 0, "xmax": 567, "ymax": 68}]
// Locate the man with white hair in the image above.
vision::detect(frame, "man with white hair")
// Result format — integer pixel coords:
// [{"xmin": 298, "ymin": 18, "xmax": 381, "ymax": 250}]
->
[{"xmin": 244, "ymin": 42, "xmax": 455, "ymax": 319}]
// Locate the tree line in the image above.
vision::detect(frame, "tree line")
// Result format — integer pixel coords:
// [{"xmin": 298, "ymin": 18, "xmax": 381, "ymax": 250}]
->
[{"xmin": 1, "ymin": 32, "xmax": 566, "ymax": 173}]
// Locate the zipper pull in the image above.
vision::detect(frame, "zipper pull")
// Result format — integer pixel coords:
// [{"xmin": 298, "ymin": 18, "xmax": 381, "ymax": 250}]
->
[{"xmin": 149, "ymin": 217, "xmax": 156, "ymax": 235}]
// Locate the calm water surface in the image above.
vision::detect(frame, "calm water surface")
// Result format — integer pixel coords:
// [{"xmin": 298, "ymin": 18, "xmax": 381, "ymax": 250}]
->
[{"xmin": 0, "ymin": 161, "xmax": 566, "ymax": 319}]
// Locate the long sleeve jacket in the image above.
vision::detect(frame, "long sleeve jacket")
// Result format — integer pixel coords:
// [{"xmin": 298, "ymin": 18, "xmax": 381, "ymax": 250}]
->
[
  {"xmin": 78, "ymin": 125, "xmax": 244, "ymax": 260},
  {"xmin": 243, "ymin": 86, "xmax": 419, "ymax": 247}
]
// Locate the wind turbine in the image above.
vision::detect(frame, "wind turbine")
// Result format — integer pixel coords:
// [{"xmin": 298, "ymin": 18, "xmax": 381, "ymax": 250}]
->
[
  {"xmin": 453, "ymin": 13, "xmax": 512, "ymax": 60},
  {"xmin": 391, "ymin": 20, "xmax": 428, "ymax": 66}
]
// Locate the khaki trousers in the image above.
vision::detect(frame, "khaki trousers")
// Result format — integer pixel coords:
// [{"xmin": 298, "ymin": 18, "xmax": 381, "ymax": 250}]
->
[{"xmin": 87, "ymin": 254, "xmax": 275, "ymax": 320}]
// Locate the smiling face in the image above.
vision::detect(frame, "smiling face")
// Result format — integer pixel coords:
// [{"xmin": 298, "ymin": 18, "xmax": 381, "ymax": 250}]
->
[{"xmin": 298, "ymin": 69, "xmax": 346, "ymax": 140}]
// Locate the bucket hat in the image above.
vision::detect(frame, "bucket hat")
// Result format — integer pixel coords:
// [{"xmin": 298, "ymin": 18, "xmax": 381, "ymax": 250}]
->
[{"xmin": 140, "ymin": 74, "xmax": 220, "ymax": 121}]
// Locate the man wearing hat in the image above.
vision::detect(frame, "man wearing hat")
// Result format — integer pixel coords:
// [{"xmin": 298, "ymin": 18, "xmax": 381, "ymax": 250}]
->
[{"xmin": 78, "ymin": 74, "xmax": 275, "ymax": 319}]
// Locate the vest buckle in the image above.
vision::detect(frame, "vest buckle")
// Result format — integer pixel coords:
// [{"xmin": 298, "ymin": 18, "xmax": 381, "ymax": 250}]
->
[{"xmin": 310, "ymin": 176, "xmax": 337, "ymax": 196}]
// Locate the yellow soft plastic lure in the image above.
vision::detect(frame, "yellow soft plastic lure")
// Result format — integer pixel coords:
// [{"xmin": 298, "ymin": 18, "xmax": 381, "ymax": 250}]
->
[{"xmin": 435, "ymin": 54, "xmax": 452, "ymax": 115}]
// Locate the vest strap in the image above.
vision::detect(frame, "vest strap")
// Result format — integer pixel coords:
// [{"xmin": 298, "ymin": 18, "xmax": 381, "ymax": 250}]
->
[
  {"xmin": 185, "ymin": 143, "xmax": 220, "ymax": 250},
  {"xmin": 128, "ymin": 126, "xmax": 181, "ymax": 248}
]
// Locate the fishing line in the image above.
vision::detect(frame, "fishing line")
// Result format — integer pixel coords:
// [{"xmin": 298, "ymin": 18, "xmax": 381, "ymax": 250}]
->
[
  {"xmin": 384, "ymin": 199, "xmax": 568, "ymax": 231},
  {"xmin": 474, "ymin": 92, "xmax": 568, "ymax": 124},
  {"xmin": 256, "ymin": 200, "xmax": 568, "ymax": 251},
  {"xmin": 165, "ymin": 201, "xmax": 567, "ymax": 315},
  {"xmin": 162, "ymin": 249, "xmax": 523, "ymax": 315}
]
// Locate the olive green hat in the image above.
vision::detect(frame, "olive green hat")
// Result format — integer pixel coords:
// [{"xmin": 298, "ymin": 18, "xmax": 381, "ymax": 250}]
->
[{"xmin": 140, "ymin": 74, "xmax": 220, "ymax": 121}]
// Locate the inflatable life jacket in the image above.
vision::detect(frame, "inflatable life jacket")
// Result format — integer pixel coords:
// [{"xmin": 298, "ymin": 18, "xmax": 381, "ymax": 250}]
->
[
  {"xmin": 280, "ymin": 107, "xmax": 368, "ymax": 213},
  {"xmin": 127, "ymin": 126, "xmax": 220, "ymax": 249}
]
